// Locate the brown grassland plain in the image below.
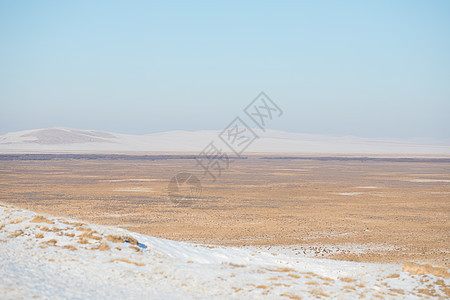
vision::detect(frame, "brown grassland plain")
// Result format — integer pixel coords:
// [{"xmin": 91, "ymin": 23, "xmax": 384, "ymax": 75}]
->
[{"xmin": 0, "ymin": 155, "xmax": 449, "ymax": 267}]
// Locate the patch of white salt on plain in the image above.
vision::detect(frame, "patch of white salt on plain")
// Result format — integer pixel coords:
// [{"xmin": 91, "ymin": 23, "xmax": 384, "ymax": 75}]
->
[
  {"xmin": 356, "ymin": 186, "xmax": 377, "ymax": 189},
  {"xmin": 103, "ymin": 179, "xmax": 162, "ymax": 182},
  {"xmin": 405, "ymin": 179, "xmax": 450, "ymax": 183},
  {"xmin": 427, "ymin": 191, "xmax": 450, "ymax": 194},
  {"xmin": 338, "ymin": 192, "xmax": 363, "ymax": 195}
]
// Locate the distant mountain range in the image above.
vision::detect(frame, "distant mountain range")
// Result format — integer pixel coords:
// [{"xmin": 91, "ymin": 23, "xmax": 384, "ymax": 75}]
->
[{"xmin": 0, "ymin": 127, "xmax": 449, "ymax": 155}]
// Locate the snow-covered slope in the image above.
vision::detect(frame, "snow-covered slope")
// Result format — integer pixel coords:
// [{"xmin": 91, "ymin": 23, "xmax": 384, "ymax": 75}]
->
[
  {"xmin": 0, "ymin": 127, "xmax": 449, "ymax": 154},
  {"xmin": 1, "ymin": 203, "xmax": 448, "ymax": 299}
]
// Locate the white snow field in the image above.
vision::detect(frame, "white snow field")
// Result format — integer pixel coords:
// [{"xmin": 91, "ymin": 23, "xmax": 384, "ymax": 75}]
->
[
  {"xmin": 1, "ymin": 204, "xmax": 448, "ymax": 299},
  {"xmin": 1, "ymin": 127, "xmax": 450, "ymax": 154}
]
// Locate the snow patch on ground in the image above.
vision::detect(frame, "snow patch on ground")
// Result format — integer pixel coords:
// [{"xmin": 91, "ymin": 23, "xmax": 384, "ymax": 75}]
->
[
  {"xmin": 1, "ymin": 203, "xmax": 448, "ymax": 299},
  {"xmin": 405, "ymin": 179, "xmax": 450, "ymax": 183},
  {"xmin": 103, "ymin": 179, "xmax": 162, "ymax": 183},
  {"xmin": 338, "ymin": 192, "xmax": 364, "ymax": 196}
]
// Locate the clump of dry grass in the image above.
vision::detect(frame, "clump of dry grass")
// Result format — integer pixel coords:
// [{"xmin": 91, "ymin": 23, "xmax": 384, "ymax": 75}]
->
[
  {"xmin": 129, "ymin": 245, "xmax": 140, "ymax": 252},
  {"xmin": 228, "ymin": 263, "xmax": 246, "ymax": 268},
  {"xmin": 301, "ymin": 271, "xmax": 318, "ymax": 277},
  {"xmin": 77, "ymin": 238, "xmax": 90, "ymax": 244},
  {"xmin": 79, "ymin": 231, "xmax": 102, "ymax": 241},
  {"xmin": 46, "ymin": 239, "xmax": 57, "ymax": 246},
  {"xmin": 61, "ymin": 221, "xmax": 84, "ymax": 226},
  {"xmin": 35, "ymin": 233, "xmax": 44, "ymax": 239},
  {"xmin": 318, "ymin": 275, "xmax": 334, "ymax": 282},
  {"xmin": 105, "ymin": 234, "xmax": 123, "ymax": 243},
  {"xmin": 40, "ymin": 226, "xmax": 63, "ymax": 232},
  {"xmin": 202, "ymin": 245, "xmax": 215, "ymax": 249},
  {"xmin": 390, "ymin": 288, "xmax": 405, "ymax": 295},
  {"xmin": 62, "ymin": 245, "xmax": 78, "ymax": 251},
  {"xmin": 110, "ymin": 258, "xmax": 145, "ymax": 266},
  {"xmin": 30, "ymin": 216, "xmax": 54, "ymax": 224},
  {"xmin": 417, "ymin": 288, "xmax": 439, "ymax": 297},
  {"xmin": 266, "ymin": 267, "xmax": 296, "ymax": 273},
  {"xmin": 9, "ymin": 218, "xmax": 25, "ymax": 224},
  {"xmin": 75, "ymin": 226, "xmax": 93, "ymax": 232},
  {"xmin": 256, "ymin": 285, "xmax": 268, "ymax": 289},
  {"xmin": 310, "ymin": 288, "xmax": 329, "ymax": 297},
  {"xmin": 8, "ymin": 230, "xmax": 24, "ymax": 238},
  {"xmin": 105, "ymin": 234, "xmax": 140, "ymax": 246},
  {"xmin": 123, "ymin": 236, "xmax": 139, "ymax": 246},
  {"xmin": 402, "ymin": 262, "xmax": 449, "ymax": 278},
  {"xmin": 280, "ymin": 293, "xmax": 302, "ymax": 300},
  {"xmin": 97, "ymin": 242, "xmax": 110, "ymax": 251}
]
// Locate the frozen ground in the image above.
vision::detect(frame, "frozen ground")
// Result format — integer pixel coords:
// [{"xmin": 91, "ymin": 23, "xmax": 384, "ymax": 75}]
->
[{"xmin": 0, "ymin": 203, "xmax": 448, "ymax": 299}]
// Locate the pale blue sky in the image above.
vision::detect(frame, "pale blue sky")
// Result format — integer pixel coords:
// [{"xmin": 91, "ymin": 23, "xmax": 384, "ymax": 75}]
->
[{"xmin": 1, "ymin": 0, "xmax": 449, "ymax": 138}]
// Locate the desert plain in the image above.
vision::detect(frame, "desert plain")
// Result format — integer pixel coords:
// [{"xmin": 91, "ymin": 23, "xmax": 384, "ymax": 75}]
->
[{"xmin": 0, "ymin": 154, "xmax": 449, "ymax": 267}]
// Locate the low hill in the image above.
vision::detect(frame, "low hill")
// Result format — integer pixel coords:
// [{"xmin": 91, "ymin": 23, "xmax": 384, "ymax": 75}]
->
[{"xmin": 1, "ymin": 127, "xmax": 449, "ymax": 155}]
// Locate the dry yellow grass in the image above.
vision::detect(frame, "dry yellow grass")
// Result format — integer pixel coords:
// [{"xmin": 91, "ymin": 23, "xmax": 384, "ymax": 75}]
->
[
  {"xmin": 30, "ymin": 216, "xmax": 54, "ymax": 224},
  {"xmin": 402, "ymin": 262, "xmax": 449, "ymax": 278},
  {"xmin": 39, "ymin": 226, "xmax": 62, "ymax": 232},
  {"xmin": 10, "ymin": 218, "xmax": 25, "ymax": 224},
  {"xmin": 62, "ymin": 245, "xmax": 78, "ymax": 251},
  {"xmin": 266, "ymin": 267, "xmax": 296, "ymax": 273},
  {"xmin": 97, "ymin": 241, "xmax": 110, "ymax": 251},
  {"xmin": 123, "ymin": 236, "xmax": 139, "ymax": 246},
  {"xmin": 79, "ymin": 231, "xmax": 102, "ymax": 241},
  {"xmin": 256, "ymin": 285, "xmax": 268, "ymax": 289},
  {"xmin": 105, "ymin": 234, "xmax": 123, "ymax": 243},
  {"xmin": 1, "ymin": 156, "xmax": 449, "ymax": 266},
  {"xmin": 309, "ymin": 288, "xmax": 329, "ymax": 297},
  {"xmin": 228, "ymin": 263, "xmax": 246, "ymax": 268},
  {"xmin": 77, "ymin": 238, "xmax": 90, "ymax": 244},
  {"xmin": 46, "ymin": 239, "xmax": 57, "ymax": 246},
  {"xmin": 128, "ymin": 245, "xmax": 140, "ymax": 252},
  {"xmin": 8, "ymin": 230, "xmax": 24, "ymax": 238},
  {"xmin": 280, "ymin": 293, "xmax": 302, "ymax": 299},
  {"xmin": 110, "ymin": 258, "xmax": 145, "ymax": 266}
]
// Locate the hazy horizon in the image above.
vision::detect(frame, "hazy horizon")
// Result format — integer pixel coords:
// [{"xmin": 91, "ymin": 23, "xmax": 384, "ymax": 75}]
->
[
  {"xmin": 1, "ymin": 1, "xmax": 449, "ymax": 139},
  {"xmin": 1, "ymin": 125, "xmax": 450, "ymax": 142}
]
